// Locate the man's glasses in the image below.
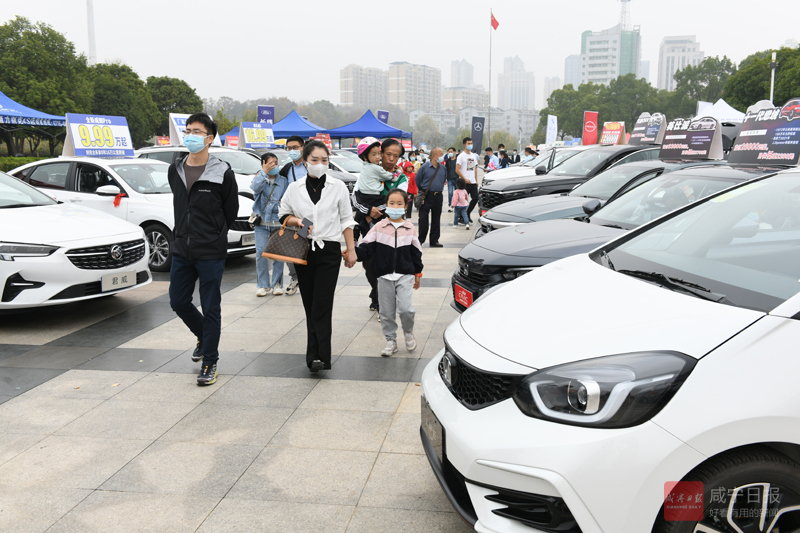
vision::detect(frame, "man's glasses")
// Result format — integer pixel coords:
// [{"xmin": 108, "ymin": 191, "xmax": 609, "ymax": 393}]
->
[
  {"xmin": 286, "ymin": 146, "xmax": 302, "ymax": 151},
  {"xmin": 183, "ymin": 129, "xmax": 208, "ymax": 136}
]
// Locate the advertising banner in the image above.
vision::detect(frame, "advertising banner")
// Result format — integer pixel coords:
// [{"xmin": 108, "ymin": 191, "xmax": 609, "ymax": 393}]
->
[
  {"xmin": 546, "ymin": 115, "xmax": 558, "ymax": 145},
  {"xmin": 582, "ymin": 111, "xmax": 599, "ymax": 145},
  {"xmin": 629, "ymin": 112, "xmax": 666, "ymax": 145},
  {"xmin": 401, "ymin": 139, "xmax": 412, "ymax": 150},
  {"xmin": 226, "ymin": 136, "xmax": 239, "ymax": 148},
  {"xmin": 169, "ymin": 113, "xmax": 222, "ymax": 146},
  {"xmin": 257, "ymin": 105, "xmax": 274, "ymax": 124},
  {"xmin": 659, "ymin": 117, "xmax": 723, "ymax": 160},
  {"xmin": 471, "ymin": 116, "xmax": 486, "ymax": 154},
  {"xmin": 63, "ymin": 114, "xmax": 134, "ymax": 158},
  {"xmin": 599, "ymin": 121, "xmax": 626, "ymax": 145},
  {"xmin": 155, "ymin": 136, "xmax": 170, "ymax": 146},
  {"xmin": 728, "ymin": 99, "xmax": 800, "ymax": 166},
  {"xmin": 311, "ymin": 133, "xmax": 332, "ymax": 150},
  {"xmin": 377, "ymin": 110, "xmax": 390, "ymax": 124},
  {"xmin": 239, "ymin": 122, "xmax": 275, "ymax": 150}
]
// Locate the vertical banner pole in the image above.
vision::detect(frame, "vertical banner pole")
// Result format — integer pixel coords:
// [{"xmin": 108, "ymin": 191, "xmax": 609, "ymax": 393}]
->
[{"xmin": 488, "ymin": 8, "xmax": 492, "ymax": 146}]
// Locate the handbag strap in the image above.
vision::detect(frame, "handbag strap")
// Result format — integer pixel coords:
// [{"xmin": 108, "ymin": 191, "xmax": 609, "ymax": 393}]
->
[{"xmin": 421, "ymin": 163, "xmax": 441, "ymax": 198}]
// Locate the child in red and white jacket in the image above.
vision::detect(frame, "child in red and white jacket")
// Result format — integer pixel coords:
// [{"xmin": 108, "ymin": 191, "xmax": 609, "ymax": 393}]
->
[{"xmin": 354, "ymin": 188, "xmax": 424, "ymax": 356}]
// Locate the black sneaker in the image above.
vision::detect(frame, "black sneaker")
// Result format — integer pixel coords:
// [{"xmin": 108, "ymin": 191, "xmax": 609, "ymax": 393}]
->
[
  {"xmin": 197, "ymin": 363, "xmax": 217, "ymax": 385},
  {"xmin": 309, "ymin": 360, "xmax": 325, "ymax": 373},
  {"xmin": 369, "ymin": 302, "xmax": 379, "ymax": 312},
  {"xmin": 191, "ymin": 340, "xmax": 203, "ymax": 363}
]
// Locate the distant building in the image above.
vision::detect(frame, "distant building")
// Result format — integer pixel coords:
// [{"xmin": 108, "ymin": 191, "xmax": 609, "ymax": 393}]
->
[
  {"xmin": 564, "ymin": 54, "xmax": 582, "ymax": 88},
  {"xmin": 408, "ymin": 111, "xmax": 457, "ymax": 133},
  {"xmin": 543, "ymin": 76, "xmax": 563, "ymax": 107},
  {"xmin": 782, "ymin": 38, "xmax": 799, "ymax": 49},
  {"xmin": 388, "ymin": 62, "xmax": 442, "ymax": 112},
  {"xmin": 580, "ymin": 24, "xmax": 642, "ymax": 86},
  {"xmin": 451, "ymin": 59, "xmax": 475, "ymax": 88},
  {"xmin": 503, "ymin": 109, "xmax": 540, "ymax": 141},
  {"xmin": 639, "ymin": 60, "xmax": 651, "ymax": 84},
  {"xmin": 443, "ymin": 87, "xmax": 489, "ymax": 111},
  {"xmin": 340, "ymin": 64, "xmax": 388, "ymax": 108},
  {"xmin": 657, "ymin": 36, "xmax": 704, "ymax": 91},
  {"xmin": 497, "ymin": 56, "xmax": 536, "ymax": 110}
]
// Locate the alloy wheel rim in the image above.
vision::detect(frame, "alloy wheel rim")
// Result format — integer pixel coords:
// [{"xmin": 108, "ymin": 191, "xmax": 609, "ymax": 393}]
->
[
  {"xmin": 147, "ymin": 231, "xmax": 169, "ymax": 267},
  {"xmin": 692, "ymin": 482, "xmax": 800, "ymax": 532}
]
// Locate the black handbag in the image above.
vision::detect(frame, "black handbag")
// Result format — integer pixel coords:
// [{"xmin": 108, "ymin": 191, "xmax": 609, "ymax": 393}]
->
[
  {"xmin": 262, "ymin": 219, "xmax": 309, "ymax": 265},
  {"xmin": 415, "ymin": 164, "xmax": 441, "ymax": 209}
]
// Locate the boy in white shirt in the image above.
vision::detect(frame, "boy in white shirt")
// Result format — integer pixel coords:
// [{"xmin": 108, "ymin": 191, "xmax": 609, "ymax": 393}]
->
[{"xmin": 456, "ymin": 137, "xmax": 480, "ymax": 221}]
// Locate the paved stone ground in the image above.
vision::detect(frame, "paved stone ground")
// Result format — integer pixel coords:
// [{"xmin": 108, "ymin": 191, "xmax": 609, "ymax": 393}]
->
[{"xmin": 0, "ymin": 202, "xmax": 479, "ymax": 532}]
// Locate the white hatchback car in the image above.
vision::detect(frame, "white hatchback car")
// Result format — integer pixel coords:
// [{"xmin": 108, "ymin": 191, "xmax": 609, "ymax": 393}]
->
[
  {"xmin": 422, "ymin": 167, "xmax": 800, "ymax": 532},
  {"xmin": 0, "ymin": 171, "xmax": 151, "ymax": 309},
  {"xmin": 10, "ymin": 158, "xmax": 255, "ymax": 272}
]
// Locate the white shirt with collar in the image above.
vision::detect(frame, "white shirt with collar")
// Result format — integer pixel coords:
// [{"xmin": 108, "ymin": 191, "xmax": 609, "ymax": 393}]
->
[{"xmin": 278, "ymin": 176, "xmax": 356, "ymax": 251}]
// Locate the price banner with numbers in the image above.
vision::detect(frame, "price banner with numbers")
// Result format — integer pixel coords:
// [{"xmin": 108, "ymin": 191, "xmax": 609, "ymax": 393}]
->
[
  {"xmin": 239, "ymin": 122, "xmax": 275, "ymax": 150},
  {"xmin": 659, "ymin": 117, "xmax": 723, "ymax": 160},
  {"xmin": 599, "ymin": 121, "xmax": 626, "ymax": 145},
  {"xmin": 63, "ymin": 114, "xmax": 134, "ymax": 158}
]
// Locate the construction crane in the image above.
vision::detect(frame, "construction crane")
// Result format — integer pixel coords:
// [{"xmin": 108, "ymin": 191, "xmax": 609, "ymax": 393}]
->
[{"xmin": 619, "ymin": 0, "xmax": 632, "ymax": 31}]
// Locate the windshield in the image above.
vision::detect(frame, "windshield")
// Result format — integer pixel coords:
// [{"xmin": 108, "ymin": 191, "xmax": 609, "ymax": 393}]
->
[
  {"xmin": 331, "ymin": 156, "xmax": 362, "ymax": 173},
  {"xmin": 0, "ymin": 171, "xmax": 58, "ymax": 207},
  {"xmin": 522, "ymin": 150, "xmax": 552, "ymax": 168},
  {"xmin": 591, "ymin": 174, "xmax": 740, "ymax": 230},
  {"xmin": 212, "ymin": 151, "xmax": 262, "ymax": 175},
  {"xmin": 334, "ymin": 150, "xmax": 361, "ymax": 162},
  {"xmin": 601, "ymin": 173, "xmax": 799, "ymax": 312},
  {"xmin": 549, "ymin": 148, "xmax": 613, "ymax": 177},
  {"xmin": 110, "ymin": 163, "xmax": 171, "ymax": 194},
  {"xmin": 570, "ymin": 165, "xmax": 658, "ymax": 200}
]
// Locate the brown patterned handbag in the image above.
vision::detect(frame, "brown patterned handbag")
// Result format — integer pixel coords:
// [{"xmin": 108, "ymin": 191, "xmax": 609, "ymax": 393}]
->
[{"xmin": 262, "ymin": 219, "xmax": 309, "ymax": 265}]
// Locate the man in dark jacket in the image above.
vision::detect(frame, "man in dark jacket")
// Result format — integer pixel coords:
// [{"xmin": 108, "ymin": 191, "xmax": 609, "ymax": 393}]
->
[{"xmin": 168, "ymin": 112, "xmax": 238, "ymax": 386}]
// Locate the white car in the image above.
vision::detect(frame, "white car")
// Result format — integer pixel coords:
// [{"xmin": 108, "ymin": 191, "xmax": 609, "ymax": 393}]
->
[
  {"xmin": 10, "ymin": 158, "xmax": 255, "ymax": 272},
  {"xmin": 421, "ymin": 167, "xmax": 800, "ymax": 532},
  {"xmin": 0, "ymin": 171, "xmax": 151, "ymax": 309}
]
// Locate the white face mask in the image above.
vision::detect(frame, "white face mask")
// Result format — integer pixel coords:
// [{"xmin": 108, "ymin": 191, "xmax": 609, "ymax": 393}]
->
[{"xmin": 307, "ymin": 163, "xmax": 327, "ymax": 178}]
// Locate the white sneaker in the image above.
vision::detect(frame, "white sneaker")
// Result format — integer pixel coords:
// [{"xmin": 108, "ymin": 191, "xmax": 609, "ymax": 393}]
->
[
  {"xmin": 286, "ymin": 280, "xmax": 299, "ymax": 295},
  {"xmin": 381, "ymin": 340, "xmax": 398, "ymax": 357},
  {"xmin": 256, "ymin": 287, "xmax": 269, "ymax": 297},
  {"xmin": 404, "ymin": 332, "xmax": 417, "ymax": 351},
  {"xmin": 272, "ymin": 286, "xmax": 284, "ymax": 295},
  {"xmin": 453, "ymin": 224, "xmax": 458, "ymax": 228},
  {"xmin": 466, "ymin": 224, "xmax": 470, "ymax": 230}
]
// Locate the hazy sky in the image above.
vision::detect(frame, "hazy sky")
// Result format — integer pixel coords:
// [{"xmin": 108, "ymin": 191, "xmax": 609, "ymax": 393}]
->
[{"xmin": 9, "ymin": 0, "xmax": 799, "ymax": 111}]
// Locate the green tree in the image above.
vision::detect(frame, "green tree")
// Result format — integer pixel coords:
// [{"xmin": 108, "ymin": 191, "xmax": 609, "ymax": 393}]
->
[
  {"xmin": 0, "ymin": 16, "xmax": 92, "ymax": 155},
  {"xmin": 723, "ymin": 47, "xmax": 800, "ymax": 111},
  {"xmin": 146, "ymin": 76, "xmax": 203, "ymax": 135},
  {"xmin": 89, "ymin": 63, "xmax": 160, "ymax": 146},
  {"xmin": 213, "ymin": 108, "xmax": 237, "ymax": 136},
  {"xmin": 412, "ymin": 115, "xmax": 444, "ymax": 147},
  {"xmin": 530, "ymin": 127, "xmax": 545, "ymax": 146},
  {"xmin": 597, "ymin": 74, "xmax": 658, "ymax": 130},
  {"xmin": 296, "ymin": 100, "xmax": 342, "ymax": 129},
  {"xmin": 673, "ymin": 56, "xmax": 737, "ymax": 103},
  {"xmin": 487, "ymin": 131, "xmax": 516, "ymax": 151}
]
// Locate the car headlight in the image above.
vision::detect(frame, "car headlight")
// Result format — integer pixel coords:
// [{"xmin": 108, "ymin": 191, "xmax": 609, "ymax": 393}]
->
[
  {"xmin": 0, "ymin": 242, "xmax": 59, "ymax": 261},
  {"xmin": 502, "ymin": 267, "xmax": 536, "ymax": 280},
  {"xmin": 512, "ymin": 352, "xmax": 696, "ymax": 428}
]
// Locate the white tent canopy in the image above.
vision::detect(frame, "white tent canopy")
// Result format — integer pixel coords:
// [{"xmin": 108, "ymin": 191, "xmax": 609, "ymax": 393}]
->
[{"xmin": 696, "ymin": 98, "xmax": 746, "ymax": 124}]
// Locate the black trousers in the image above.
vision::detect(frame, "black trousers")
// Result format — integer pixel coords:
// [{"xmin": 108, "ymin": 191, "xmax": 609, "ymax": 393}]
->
[
  {"xmin": 418, "ymin": 191, "xmax": 443, "ymax": 244},
  {"xmin": 363, "ymin": 255, "xmax": 379, "ymax": 308},
  {"xmin": 294, "ymin": 241, "xmax": 341, "ymax": 368},
  {"xmin": 466, "ymin": 183, "xmax": 479, "ymax": 218}
]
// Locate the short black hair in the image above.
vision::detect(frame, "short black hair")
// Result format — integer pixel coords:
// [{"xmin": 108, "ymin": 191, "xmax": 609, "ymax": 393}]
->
[
  {"xmin": 456, "ymin": 177, "xmax": 467, "ymax": 189},
  {"xmin": 386, "ymin": 188, "xmax": 408, "ymax": 206},
  {"xmin": 524, "ymin": 147, "xmax": 533, "ymax": 154},
  {"xmin": 448, "ymin": 147, "xmax": 456, "ymax": 152},
  {"xmin": 381, "ymin": 138, "xmax": 405, "ymax": 156},
  {"xmin": 302, "ymin": 140, "xmax": 329, "ymax": 161},
  {"xmin": 186, "ymin": 112, "xmax": 217, "ymax": 138},
  {"xmin": 486, "ymin": 147, "xmax": 493, "ymax": 152},
  {"xmin": 462, "ymin": 137, "xmax": 472, "ymax": 145},
  {"xmin": 498, "ymin": 143, "xmax": 505, "ymax": 149},
  {"xmin": 260, "ymin": 152, "xmax": 278, "ymax": 164},
  {"xmin": 286, "ymin": 136, "xmax": 305, "ymax": 147}
]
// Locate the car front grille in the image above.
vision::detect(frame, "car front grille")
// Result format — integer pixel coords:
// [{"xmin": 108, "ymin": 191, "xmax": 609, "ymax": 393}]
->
[
  {"xmin": 480, "ymin": 189, "xmax": 528, "ymax": 210},
  {"xmin": 230, "ymin": 218, "xmax": 253, "ymax": 232},
  {"xmin": 457, "ymin": 259, "xmax": 491, "ymax": 286},
  {"xmin": 439, "ymin": 349, "xmax": 524, "ymax": 410},
  {"xmin": 65, "ymin": 239, "xmax": 145, "ymax": 270}
]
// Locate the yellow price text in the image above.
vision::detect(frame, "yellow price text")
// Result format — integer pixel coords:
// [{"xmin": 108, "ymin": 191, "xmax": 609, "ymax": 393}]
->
[{"xmin": 78, "ymin": 125, "xmax": 116, "ymax": 148}]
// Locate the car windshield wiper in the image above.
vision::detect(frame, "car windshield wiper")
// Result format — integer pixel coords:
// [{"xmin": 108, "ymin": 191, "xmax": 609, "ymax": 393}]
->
[
  {"xmin": 600, "ymin": 250, "xmax": 616, "ymax": 271},
  {"xmin": 601, "ymin": 223, "xmax": 625, "ymax": 229},
  {"xmin": 618, "ymin": 269, "xmax": 732, "ymax": 304},
  {"xmin": 0, "ymin": 203, "xmax": 48, "ymax": 208}
]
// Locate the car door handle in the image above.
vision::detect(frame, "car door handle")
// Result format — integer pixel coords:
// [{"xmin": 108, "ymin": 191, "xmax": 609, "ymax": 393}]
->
[{"xmin": 69, "ymin": 198, "xmax": 82, "ymax": 202}]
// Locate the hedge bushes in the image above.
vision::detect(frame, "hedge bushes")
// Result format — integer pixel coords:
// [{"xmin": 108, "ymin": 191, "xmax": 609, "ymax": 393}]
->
[{"xmin": 0, "ymin": 157, "xmax": 48, "ymax": 173}]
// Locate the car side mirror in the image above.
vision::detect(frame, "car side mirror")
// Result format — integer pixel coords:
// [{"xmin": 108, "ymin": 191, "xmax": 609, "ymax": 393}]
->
[
  {"xmin": 96, "ymin": 185, "xmax": 122, "ymax": 197},
  {"xmin": 535, "ymin": 165, "xmax": 547, "ymax": 175},
  {"xmin": 582, "ymin": 199, "xmax": 601, "ymax": 215}
]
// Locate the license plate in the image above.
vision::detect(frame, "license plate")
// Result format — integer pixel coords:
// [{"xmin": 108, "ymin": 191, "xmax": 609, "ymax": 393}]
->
[
  {"xmin": 101, "ymin": 271, "xmax": 136, "ymax": 292},
  {"xmin": 421, "ymin": 396, "xmax": 445, "ymax": 463},
  {"xmin": 454, "ymin": 284, "xmax": 473, "ymax": 308},
  {"xmin": 242, "ymin": 233, "xmax": 256, "ymax": 246}
]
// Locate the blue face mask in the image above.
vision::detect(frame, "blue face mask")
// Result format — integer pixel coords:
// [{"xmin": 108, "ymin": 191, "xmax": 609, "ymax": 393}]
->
[
  {"xmin": 184, "ymin": 135, "xmax": 207, "ymax": 154},
  {"xmin": 385, "ymin": 207, "xmax": 405, "ymax": 220},
  {"xmin": 438, "ymin": 155, "xmax": 445, "ymax": 163},
  {"xmin": 268, "ymin": 167, "xmax": 279, "ymax": 176},
  {"xmin": 288, "ymin": 150, "xmax": 302, "ymax": 161},
  {"xmin": 410, "ymin": 156, "xmax": 416, "ymax": 161},
  {"xmin": 467, "ymin": 144, "xmax": 473, "ymax": 151}
]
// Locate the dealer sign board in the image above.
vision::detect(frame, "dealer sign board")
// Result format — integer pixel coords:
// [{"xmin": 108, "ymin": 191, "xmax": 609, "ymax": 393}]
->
[
  {"xmin": 239, "ymin": 122, "xmax": 275, "ymax": 150},
  {"xmin": 629, "ymin": 112, "xmax": 666, "ymax": 145},
  {"xmin": 599, "ymin": 121, "xmax": 626, "ymax": 145},
  {"xmin": 728, "ymin": 98, "xmax": 800, "ymax": 166},
  {"xmin": 659, "ymin": 116, "xmax": 723, "ymax": 160},
  {"xmin": 63, "ymin": 114, "xmax": 134, "ymax": 158}
]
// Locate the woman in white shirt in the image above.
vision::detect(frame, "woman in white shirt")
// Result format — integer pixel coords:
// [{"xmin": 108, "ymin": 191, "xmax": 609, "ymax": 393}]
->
[{"xmin": 279, "ymin": 141, "xmax": 358, "ymax": 372}]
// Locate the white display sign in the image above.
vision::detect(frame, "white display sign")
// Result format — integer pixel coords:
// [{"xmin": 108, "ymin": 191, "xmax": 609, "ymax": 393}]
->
[
  {"xmin": 239, "ymin": 122, "xmax": 275, "ymax": 150},
  {"xmin": 546, "ymin": 115, "xmax": 558, "ymax": 145},
  {"xmin": 63, "ymin": 114, "xmax": 134, "ymax": 158}
]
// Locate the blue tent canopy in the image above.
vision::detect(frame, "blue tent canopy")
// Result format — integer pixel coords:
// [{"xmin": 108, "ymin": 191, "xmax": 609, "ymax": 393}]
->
[
  {"xmin": 0, "ymin": 90, "xmax": 66, "ymax": 127},
  {"xmin": 324, "ymin": 110, "xmax": 411, "ymax": 139},
  {"xmin": 219, "ymin": 125, "xmax": 239, "ymax": 145},
  {"xmin": 272, "ymin": 110, "xmax": 324, "ymax": 138}
]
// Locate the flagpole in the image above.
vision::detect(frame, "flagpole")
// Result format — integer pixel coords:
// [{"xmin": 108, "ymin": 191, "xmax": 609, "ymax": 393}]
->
[{"xmin": 488, "ymin": 8, "xmax": 492, "ymax": 147}]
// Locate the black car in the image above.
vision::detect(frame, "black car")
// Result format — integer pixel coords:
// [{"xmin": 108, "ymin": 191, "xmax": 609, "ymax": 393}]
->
[
  {"xmin": 476, "ymin": 160, "xmax": 729, "ymax": 238},
  {"xmin": 478, "ymin": 145, "xmax": 662, "ymax": 214},
  {"xmin": 453, "ymin": 165, "xmax": 785, "ymax": 312},
  {"xmin": 480, "ymin": 146, "xmax": 588, "ymax": 188}
]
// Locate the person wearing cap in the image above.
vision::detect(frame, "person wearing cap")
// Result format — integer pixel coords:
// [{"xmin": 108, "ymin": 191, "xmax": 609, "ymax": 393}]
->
[{"xmin": 352, "ymin": 137, "xmax": 393, "ymax": 237}]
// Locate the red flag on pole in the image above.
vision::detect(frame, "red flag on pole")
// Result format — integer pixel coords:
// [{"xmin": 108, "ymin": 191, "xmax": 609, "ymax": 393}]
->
[{"xmin": 491, "ymin": 12, "xmax": 499, "ymax": 30}]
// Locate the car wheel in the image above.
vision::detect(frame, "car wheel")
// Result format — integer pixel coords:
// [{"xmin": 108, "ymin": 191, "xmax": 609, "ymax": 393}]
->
[
  {"xmin": 653, "ymin": 447, "xmax": 800, "ymax": 533},
  {"xmin": 144, "ymin": 223, "xmax": 172, "ymax": 272}
]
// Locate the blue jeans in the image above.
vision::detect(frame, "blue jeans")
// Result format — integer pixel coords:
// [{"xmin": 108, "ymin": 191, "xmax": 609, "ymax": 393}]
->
[
  {"xmin": 255, "ymin": 225, "xmax": 284, "ymax": 289},
  {"xmin": 447, "ymin": 180, "xmax": 455, "ymax": 207},
  {"xmin": 454, "ymin": 206, "xmax": 468, "ymax": 225},
  {"xmin": 169, "ymin": 254, "xmax": 225, "ymax": 365}
]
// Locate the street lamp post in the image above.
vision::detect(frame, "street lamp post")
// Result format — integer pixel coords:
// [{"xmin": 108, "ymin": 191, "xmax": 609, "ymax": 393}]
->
[{"xmin": 769, "ymin": 51, "xmax": 777, "ymax": 104}]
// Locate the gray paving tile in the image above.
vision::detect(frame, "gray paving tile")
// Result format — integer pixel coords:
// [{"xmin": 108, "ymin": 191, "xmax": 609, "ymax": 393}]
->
[
  {"xmin": 358, "ymin": 453, "xmax": 455, "ymax": 512},
  {"xmin": 205, "ymin": 375, "xmax": 317, "ymax": 408},
  {"xmin": 0, "ymin": 343, "xmax": 36, "ymax": 363},
  {"xmin": 195, "ymin": 498, "xmax": 353, "ymax": 533},
  {"xmin": 160, "ymin": 403, "xmax": 293, "ymax": 446},
  {"xmin": 47, "ymin": 491, "xmax": 219, "ymax": 533},
  {"xmin": 0, "ymin": 395, "xmax": 103, "ymax": 434},
  {"xmin": 229, "ymin": 447, "xmax": 376, "ymax": 505},
  {"xmin": 0, "ymin": 433, "xmax": 47, "ymax": 466},
  {"xmin": 112, "ymin": 372, "xmax": 232, "ymax": 404},
  {"xmin": 270, "ymin": 409, "xmax": 392, "ymax": 452},
  {"xmin": 0, "ymin": 435, "xmax": 152, "ymax": 490},
  {"xmin": 0, "ymin": 345, "xmax": 111, "ymax": 369},
  {"xmin": 381, "ymin": 413, "xmax": 425, "ymax": 455},
  {"xmin": 0, "ymin": 367, "xmax": 66, "ymax": 399},
  {"xmin": 299, "ymin": 379, "xmax": 407, "ymax": 412},
  {"xmin": 238, "ymin": 352, "xmax": 332, "ymax": 379},
  {"xmin": 411, "ymin": 358, "xmax": 434, "ymax": 383},
  {"xmin": 48, "ymin": 313, "xmax": 175, "ymax": 347},
  {"xmin": 19, "ymin": 369, "xmax": 148, "ymax": 400},
  {"xmin": 100, "ymin": 441, "xmax": 261, "ymax": 497},
  {"xmin": 0, "ymin": 395, "xmax": 12, "ymax": 405},
  {"xmin": 55, "ymin": 399, "xmax": 196, "ymax": 439},
  {"xmin": 157, "ymin": 350, "xmax": 261, "ymax": 375},
  {"xmin": 76, "ymin": 348, "xmax": 184, "ymax": 372},
  {"xmin": 0, "ymin": 485, "xmax": 91, "ymax": 533},
  {"xmin": 325, "ymin": 356, "xmax": 418, "ymax": 382},
  {"xmin": 346, "ymin": 507, "xmax": 472, "ymax": 533}
]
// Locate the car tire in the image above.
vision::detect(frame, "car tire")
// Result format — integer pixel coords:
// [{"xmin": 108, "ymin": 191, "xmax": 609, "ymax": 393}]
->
[
  {"xmin": 652, "ymin": 447, "xmax": 800, "ymax": 533},
  {"xmin": 144, "ymin": 223, "xmax": 172, "ymax": 272}
]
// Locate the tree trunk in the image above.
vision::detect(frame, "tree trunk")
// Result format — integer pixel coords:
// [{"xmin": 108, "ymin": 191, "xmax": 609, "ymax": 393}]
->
[
  {"xmin": 4, "ymin": 132, "xmax": 25, "ymax": 156},
  {"xmin": 28, "ymin": 136, "xmax": 41, "ymax": 156}
]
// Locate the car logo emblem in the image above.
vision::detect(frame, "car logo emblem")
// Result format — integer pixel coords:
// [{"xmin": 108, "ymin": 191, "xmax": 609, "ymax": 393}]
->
[
  {"xmin": 585, "ymin": 121, "xmax": 597, "ymax": 133},
  {"xmin": 474, "ymin": 122, "xmax": 483, "ymax": 131},
  {"xmin": 110, "ymin": 245, "xmax": 123, "ymax": 261},
  {"xmin": 442, "ymin": 355, "xmax": 452, "ymax": 386}
]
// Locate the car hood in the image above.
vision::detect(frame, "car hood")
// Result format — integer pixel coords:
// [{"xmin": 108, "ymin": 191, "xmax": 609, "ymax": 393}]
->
[
  {"xmin": 0, "ymin": 204, "xmax": 142, "ymax": 245},
  {"xmin": 459, "ymin": 254, "xmax": 764, "ymax": 369},
  {"xmin": 485, "ymin": 174, "xmax": 583, "ymax": 192},
  {"xmin": 484, "ymin": 166, "xmax": 537, "ymax": 181},
  {"xmin": 467, "ymin": 219, "xmax": 623, "ymax": 263},
  {"xmin": 485, "ymin": 194, "xmax": 590, "ymax": 223}
]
